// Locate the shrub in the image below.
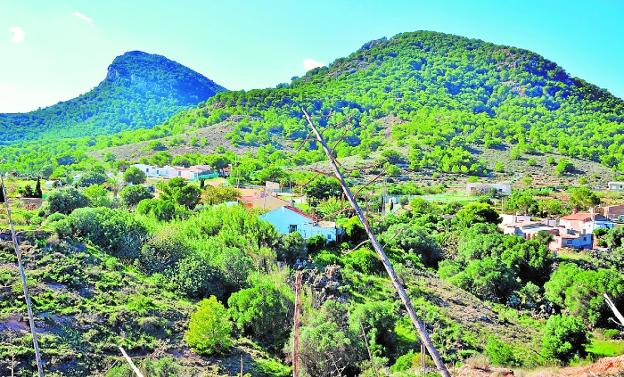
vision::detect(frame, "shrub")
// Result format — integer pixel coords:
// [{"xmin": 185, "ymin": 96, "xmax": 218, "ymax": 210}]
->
[
  {"xmin": 185, "ymin": 296, "xmax": 233, "ymax": 355},
  {"xmin": 123, "ymin": 167, "xmax": 147, "ymax": 185},
  {"xmin": 76, "ymin": 171, "xmax": 108, "ymax": 187},
  {"xmin": 47, "ymin": 188, "xmax": 90, "ymax": 215},
  {"xmin": 159, "ymin": 177, "xmax": 201, "ymax": 209},
  {"xmin": 139, "ymin": 226, "xmax": 189, "ymax": 274},
  {"xmin": 120, "ymin": 185, "xmax": 153, "ymax": 207},
  {"xmin": 174, "ymin": 256, "xmax": 224, "ymax": 299},
  {"xmin": 541, "ymin": 315, "xmax": 588, "ymax": 363},
  {"xmin": 485, "ymin": 336, "xmax": 517, "ymax": 366},
  {"xmin": 343, "ymin": 248, "xmax": 384, "ymax": 274},
  {"xmin": 228, "ymin": 280, "xmax": 294, "ymax": 350},
  {"xmin": 62, "ymin": 207, "xmax": 148, "ymax": 260}
]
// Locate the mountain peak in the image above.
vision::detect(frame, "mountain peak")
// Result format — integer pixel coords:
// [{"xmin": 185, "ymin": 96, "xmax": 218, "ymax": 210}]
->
[{"xmin": 0, "ymin": 51, "xmax": 226, "ymax": 143}]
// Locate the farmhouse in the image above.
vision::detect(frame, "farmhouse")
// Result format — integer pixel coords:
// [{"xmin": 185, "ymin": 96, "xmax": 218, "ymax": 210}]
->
[
  {"xmin": 601, "ymin": 204, "xmax": 624, "ymax": 222},
  {"xmin": 466, "ymin": 182, "xmax": 511, "ymax": 196},
  {"xmin": 559, "ymin": 212, "xmax": 614, "ymax": 235},
  {"xmin": 260, "ymin": 206, "xmax": 339, "ymax": 242},
  {"xmin": 131, "ymin": 164, "xmax": 216, "ymax": 180}
]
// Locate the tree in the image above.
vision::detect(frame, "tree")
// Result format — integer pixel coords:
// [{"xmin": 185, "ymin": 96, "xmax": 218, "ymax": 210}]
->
[
  {"xmin": 77, "ymin": 171, "xmax": 108, "ymax": 187},
  {"xmin": 34, "ymin": 178, "xmax": 43, "ymax": 198},
  {"xmin": 541, "ymin": 315, "xmax": 588, "ymax": 364},
  {"xmin": 555, "ymin": 159, "xmax": 575, "ymax": 176},
  {"xmin": 47, "ymin": 188, "xmax": 90, "ymax": 215},
  {"xmin": 174, "ymin": 256, "xmax": 224, "ymax": 299},
  {"xmin": 201, "ymin": 186, "xmax": 240, "ymax": 205},
  {"xmin": 568, "ymin": 186, "xmax": 600, "ymax": 211},
  {"xmin": 185, "ymin": 296, "xmax": 233, "ymax": 355},
  {"xmin": 123, "ymin": 167, "xmax": 146, "ymax": 185},
  {"xmin": 453, "ymin": 202, "xmax": 500, "ymax": 228},
  {"xmin": 159, "ymin": 177, "xmax": 201, "ymax": 209},
  {"xmin": 304, "ymin": 176, "xmax": 342, "ymax": 205},
  {"xmin": 83, "ymin": 184, "xmax": 114, "ymax": 208},
  {"xmin": 228, "ymin": 280, "xmax": 293, "ymax": 350},
  {"xmin": 380, "ymin": 223, "xmax": 442, "ymax": 267},
  {"xmin": 120, "ymin": 185, "xmax": 153, "ymax": 207}
]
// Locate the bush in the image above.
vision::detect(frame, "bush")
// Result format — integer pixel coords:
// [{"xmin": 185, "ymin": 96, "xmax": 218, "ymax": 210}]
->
[
  {"xmin": 228, "ymin": 280, "xmax": 293, "ymax": 350},
  {"xmin": 76, "ymin": 171, "xmax": 108, "ymax": 187},
  {"xmin": 173, "ymin": 256, "xmax": 224, "ymax": 299},
  {"xmin": 62, "ymin": 207, "xmax": 148, "ymax": 260},
  {"xmin": 159, "ymin": 177, "xmax": 201, "ymax": 209},
  {"xmin": 139, "ymin": 226, "xmax": 189, "ymax": 274},
  {"xmin": 185, "ymin": 296, "xmax": 233, "ymax": 355},
  {"xmin": 137, "ymin": 198, "xmax": 187, "ymax": 221},
  {"xmin": 120, "ymin": 185, "xmax": 153, "ymax": 207},
  {"xmin": 343, "ymin": 248, "xmax": 384, "ymax": 274},
  {"xmin": 123, "ymin": 167, "xmax": 147, "ymax": 185},
  {"xmin": 47, "ymin": 188, "xmax": 90, "ymax": 215},
  {"xmin": 485, "ymin": 336, "xmax": 517, "ymax": 366},
  {"xmin": 541, "ymin": 315, "xmax": 588, "ymax": 364}
]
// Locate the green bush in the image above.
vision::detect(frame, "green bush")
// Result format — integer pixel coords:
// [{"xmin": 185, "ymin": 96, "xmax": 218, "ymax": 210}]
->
[
  {"xmin": 228, "ymin": 280, "xmax": 293, "ymax": 350},
  {"xmin": 185, "ymin": 296, "xmax": 233, "ymax": 355},
  {"xmin": 139, "ymin": 225, "xmax": 189, "ymax": 274},
  {"xmin": 123, "ymin": 167, "xmax": 147, "ymax": 185},
  {"xmin": 173, "ymin": 256, "xmax": 224, "ymax": 299},
  {"xmin": 120, "ymin": 185, "xmax": 153, "ymax": 207},
  {"xmin": 62, "ymin": 207, "xmax": 148, "ymax": 260},
  {"xmin": 47, "ymin": 188, "xmax": 90, "ymax": 215},
  {"xmin": 485, "ymin": 336, "xmax": 517, "ymax": 366},
  {"xmin": 541, "ymin": 314, "xmax": 588, "ymax": 364}
]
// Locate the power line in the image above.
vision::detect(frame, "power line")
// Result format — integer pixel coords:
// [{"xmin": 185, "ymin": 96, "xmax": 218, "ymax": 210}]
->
[
  {"xmin": 0, "ymin": 173, "xmax": 45, "ymax": 377},
  {"xmin": 302, "ymin": 108, "xmax": 450, "ymax": 377}
]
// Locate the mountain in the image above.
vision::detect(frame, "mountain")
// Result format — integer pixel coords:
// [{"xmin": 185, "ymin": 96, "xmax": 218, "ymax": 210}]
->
[
  {"xmin": 2, "ymin": 31, "xmax": 624, "ymax": 179},
  {"xmin": 0, "ymin": 51, "xmax": 225, "ymax": 144},
  {"xmin": 96, "ymin": 31, "xmax": 624, "ymax": 177}
]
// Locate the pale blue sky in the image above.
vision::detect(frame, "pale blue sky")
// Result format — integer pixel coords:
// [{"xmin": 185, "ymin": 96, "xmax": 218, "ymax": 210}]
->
[{"xmin": 1, "ymin": 0, "xmax": 623, "ymax": 112}]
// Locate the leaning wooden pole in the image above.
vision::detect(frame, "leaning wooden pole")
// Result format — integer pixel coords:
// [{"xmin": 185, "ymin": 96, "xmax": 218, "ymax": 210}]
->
[
  {"xmin": 118, "ymin": 347, "xmax": 145, "ymax": 377},
  {"xmin": 302, "ymin": 108, "xmax": 450, "ymax": 377},
  {"xmin": 0, "ymin": 173, "xmax": 45, "ymax": 377}
]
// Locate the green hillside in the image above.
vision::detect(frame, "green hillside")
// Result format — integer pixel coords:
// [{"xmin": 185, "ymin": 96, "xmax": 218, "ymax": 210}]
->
[
  {"xmin": 2, "ymin": 31, "xmax": 624, "ymax": 181},
  {"xmin": 0, "ymin": 51, "xmax": 225, "ymax": 144}
]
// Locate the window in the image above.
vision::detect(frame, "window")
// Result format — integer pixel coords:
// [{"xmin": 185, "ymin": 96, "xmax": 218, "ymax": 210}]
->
[{"xmin": 288, "ymin": 224, "xmax": 297, "ymax": 233}]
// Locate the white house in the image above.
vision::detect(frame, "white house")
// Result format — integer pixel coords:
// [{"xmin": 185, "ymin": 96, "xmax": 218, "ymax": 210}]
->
[
  {"xmin": 466, "ymin": 182, "xmax": 512, "ymax": 196},
  {"xmin": 559, "ymin": 212, "xmax": 614, "ymax": 235},
  {"xmin": 260, "ymin": 206, "xmax": 339, "ymax": 243},
  {"xmin": 608, "ymin": 182, "xmax": 624, "ymax": 191}
]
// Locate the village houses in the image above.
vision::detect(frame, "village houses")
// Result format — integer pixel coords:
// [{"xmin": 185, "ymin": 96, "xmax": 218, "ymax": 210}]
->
[{"xmin": 131, "ymin": 163, "xmax": 217, "ymax": 180}]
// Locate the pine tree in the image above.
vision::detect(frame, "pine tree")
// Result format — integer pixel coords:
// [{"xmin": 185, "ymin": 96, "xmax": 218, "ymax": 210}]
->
[{"xmin": 34, "ymin": 178, "xmax": 43, "ymax": 198}]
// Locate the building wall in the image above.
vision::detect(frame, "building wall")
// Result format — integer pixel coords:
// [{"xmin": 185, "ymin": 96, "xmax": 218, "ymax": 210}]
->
[{"xmin": 260, "ymin": 207, "xmax": 337, "ymax": 241}]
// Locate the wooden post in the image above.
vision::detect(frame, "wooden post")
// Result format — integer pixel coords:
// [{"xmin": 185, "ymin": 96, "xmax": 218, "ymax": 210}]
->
[
  {"xmin": 292, "ymin": 270, "xmax": 302, "ymax": 377},
  {"xmin": 302, "ymin": 108, "xmax": 450, "ymax": 377},
  {"xmin": 604, "ymin": 293, "xmax": 624, "ymax": 327},
  {"xmin": 118, "ymin": 347, "xmax": 145, "ymax": 377},
  {"xmin": 0, "ymin": 174, "xmax": 45, "ymax": 377}
]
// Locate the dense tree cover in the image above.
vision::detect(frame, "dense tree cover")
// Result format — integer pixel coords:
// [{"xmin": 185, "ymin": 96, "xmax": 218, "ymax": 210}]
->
[
  {"xmin": 120, "ymin": 184, "xmax": 153, "ymax": 207},
  {"xmin": 4, "ymin": 31, "xmax": 624, "ymax": 181},
  {"xmin": 0, "ymin": 51, "xmax": 225, "ymax": 144}
]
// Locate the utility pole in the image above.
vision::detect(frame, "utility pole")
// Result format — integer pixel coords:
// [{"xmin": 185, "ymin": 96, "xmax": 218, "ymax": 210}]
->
[
  {"xmin": 0, "ymin": 173, "xmax": 44, "ymax": 377},
  {"xmin": 302, "ymin": 108, "xmax": 450, "ymax": 377}
]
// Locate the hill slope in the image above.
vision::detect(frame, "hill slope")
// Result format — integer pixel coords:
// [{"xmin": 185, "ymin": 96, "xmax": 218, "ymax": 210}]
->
[
  {"xmin": 0, "ymin": 51, "xmax": 225, "ymax": 144},
  {"xmin": 2, "ymin": 30, "xmax": 624, "ymax": 180},
  {"xmin": 91, "ymin": 31, "xmax": 624, "ymax": 177}
]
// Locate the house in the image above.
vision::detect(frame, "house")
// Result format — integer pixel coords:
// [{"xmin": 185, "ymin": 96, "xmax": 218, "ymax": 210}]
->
[
  {"xmin": 500, "ymin": 214, "xmax": 532, "ymax": 225},
  {"xmin": 601, "ymin": 204, "xmax": 624, "ymax": 222},
  {"xmin": 549, "ymin": 229, "xmax": 593, "ymax": 250},
  {"xmin": 466, "ymin": 182, "xmax": 511, "ymax": 196},
  {"xmin": 175, "ymin": 165, "xmax": 215, "ymax": 180},
  {"xmin": 240, "ymin": 191, "xmax": 291, "ymax": 211},
  {"xmin": 608, "ymin": 182, "xmax": 624, "ymax": 191},
  {"xmin": 559, "ymin": 212, "xmax": 614, "ymax": 235},
  {"xmin": 260, "ymin": 206, "xmax": 339, "ymax": 242}
]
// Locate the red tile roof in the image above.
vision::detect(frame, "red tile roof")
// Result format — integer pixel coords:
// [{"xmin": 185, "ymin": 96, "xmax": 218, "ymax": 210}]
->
[
  {"xmin": 561, "ymin": 212, "xmax": 608, "ymax": 221},
  {"xmin": 285, "ymin": 205, "xmax": 319, "ymax": 222}
]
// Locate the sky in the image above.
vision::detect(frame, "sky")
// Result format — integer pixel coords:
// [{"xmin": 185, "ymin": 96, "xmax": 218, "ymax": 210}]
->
[{"xmin": 1, "ymin": 0, "xmax": 623, "ymax": 113}]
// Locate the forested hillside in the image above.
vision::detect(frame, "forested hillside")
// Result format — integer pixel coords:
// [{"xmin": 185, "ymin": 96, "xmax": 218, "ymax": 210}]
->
[
  {"xmin": 0, "ymin": 51, "xmax": 225, "ymax": 144},
  {"xmin": 2, "ymin": 31, "xmax": 623, "ymax": 180}
]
